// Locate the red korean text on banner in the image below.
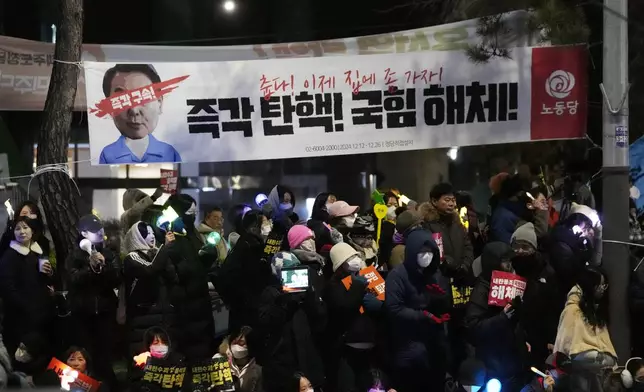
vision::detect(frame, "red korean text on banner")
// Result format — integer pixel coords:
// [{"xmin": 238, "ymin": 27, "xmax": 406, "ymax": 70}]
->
[
  {"xmin": 47, "ymin": 357, "xmax": 102, "ymax": 392},
  {"xmin": 342, "ymin": 265, "xmax": 386, "ymax": 314},
  {"xmin": 89, "ymin": 75, "xmax": 190, "ymax": 118},
  {"xmin": 160, "ymin": 169, "xmax": 178, "ymax": 195},
  {"xmin": 530, "ymin": 45, "xmax": 587, "ymax": 140},
  {"xmin": 487, "ymin": 270, "xmax": 527, "ymax": 307},
  {"xmin": 432, "ymin": 232, "xmax": 445, "ymax": 261}
]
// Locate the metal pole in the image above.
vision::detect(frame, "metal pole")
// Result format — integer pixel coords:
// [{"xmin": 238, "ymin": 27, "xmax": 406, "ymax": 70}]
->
[{"xmin": 601, "ymin": 0, "xmax": 631, "ymax": 363}]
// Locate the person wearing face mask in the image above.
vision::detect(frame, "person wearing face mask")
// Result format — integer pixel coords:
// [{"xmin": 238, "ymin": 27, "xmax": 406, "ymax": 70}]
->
[
  {"xmin": 130, "ymin": 327, "xmax": 184, "ymax": 388},
  {"xmin": 553, "ymin": 267, "xmax": 617, "ymax": 391},
  {"xmin": 464, "ymin": 242, "xmax": 530, "ymax": 391},
  {"xmin": 66, "ymin": 214, "xmax": 120, "ymax": 389},
  {"xmin": 215, "ymin": 326, "xmax": 263, "ymax": 392},
  {"xmin": 389, "ymin": 211, "xmax": 424, "ymax": 269},
  {"xmin": 264, "ymin": 185, "xmax": 298, "ymax": 246},
  {"xmin": 11, "ymin": 332, "xmax": 60, "ymax": 387},
  {"xmin": 385, "ymin": 230, "xmax": 450, "ymax": 392},
  {"xmin": 285, "ymin": 225, "xmax": 326, "ymax": 281},
  {"xmin": 154, "ymin": 194, "xmax": 216, "ymax": 362},
  {"xmin": 257, "ymin": 246, "xmax": 326, "ymax": 392},
  {"xmin": 216, "ymin": 210, "xmax": 274, "ymax": 334},
  {"xmin": 323, "ymin": 243, "xmax": 383, "ymax": 392},
  {"xmin": 306, "ymin": 192, "xmax": 338, "ymax": 253},
  {"xmin": 377, "ymin": 205, "xmax": 398, "ymax": 269},
  {"xmin": 0, "ymin": 216, "xmax": 55, "ymax": 367},
  {"xmin": 328, "ymin": 200, "xmax": 360, "ymax": 233},
  {"xmin": 122, "ymin": 221, "xmax": 176, "ymax": 361}
]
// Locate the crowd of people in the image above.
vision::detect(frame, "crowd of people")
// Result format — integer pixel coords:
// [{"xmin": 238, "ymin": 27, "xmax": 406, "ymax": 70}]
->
[{"xmin": 0, "ymin": 176, "xmax": 642, "ymax": 392}]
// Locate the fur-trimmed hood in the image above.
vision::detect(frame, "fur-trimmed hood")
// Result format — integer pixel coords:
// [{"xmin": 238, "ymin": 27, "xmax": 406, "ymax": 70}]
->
[
  {"xmin": 418, "ymin": 201, "xmax": 460, "ymax": 225},
  {"xmin": 9, "ymin": 240, "xmax": 42, "ymax": 256}
]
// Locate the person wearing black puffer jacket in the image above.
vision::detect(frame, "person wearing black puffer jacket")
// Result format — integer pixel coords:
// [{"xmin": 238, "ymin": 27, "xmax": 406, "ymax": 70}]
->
[
  {"xmin": 122, "ymin": 221, "xmax": 175, "ymax": 358},
  {"xmin": 66, "ymin": 214, "xmax": 121, "ymax": 389},
  {"xmin": 464, "ymin": 242, "xmax": 530, "ymax": 391},
  {"xmin": 154, "ymin": 194, "xmax": 215, "ymax": 362}
]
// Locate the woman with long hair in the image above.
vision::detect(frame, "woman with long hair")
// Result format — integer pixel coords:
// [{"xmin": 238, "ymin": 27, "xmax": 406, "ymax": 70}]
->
[{"xmin": 553, "ymin": 267, "xmax": 616, "ymax": 391}]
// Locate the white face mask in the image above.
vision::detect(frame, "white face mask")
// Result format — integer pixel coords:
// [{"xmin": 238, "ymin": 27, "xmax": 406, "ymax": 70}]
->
[
  {"xmin": 185, "ymin": 203, "xmax": 197, "ymax": 216},
  {"xmin": 145, "ymin": 225, "xmax": 156, "ymax": 248},
  {"xmin": 299, "ymin": 239, "xmax": 316, "ymax": 253},
  {"xmin": 230, "ymin": 344, "xmax": 248, "ymax": 359},
  {"xmin": 346, "ymin": 257, "xmax": 362, "ymax": 272},
  {"xmin": 307, "ymin": 389, "xmax": 314, "ymax": 392},
  {"xmin": 261, "ymin": 223, "xmax": 272, "ymax": 236},
  {"xmin": 15, "ymin": 347, "xmax": 31, "ymax": 363},
  {"xmin": 631, "ymin": 186, "xmax": 641, "ymax": 200},
  {"xmin": 387, "ymin": 205, "xmax": 397, "ymax": 221},
  {"xmin": 417, "ymin": 252, "xmax": 434, "ymax": 268},
  {"xmin": 342, "ymin": 216, "xmax": 356, "ymax": 228},
  {"xmin": 149, "ymin": 344, "xmax": 169, "ymax": 358}
]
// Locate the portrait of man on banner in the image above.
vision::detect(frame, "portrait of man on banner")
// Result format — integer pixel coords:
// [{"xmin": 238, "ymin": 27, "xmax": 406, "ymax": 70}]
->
[{"xmin": 98, "ymin": 64, "xmax": 182, "ymax": 164}]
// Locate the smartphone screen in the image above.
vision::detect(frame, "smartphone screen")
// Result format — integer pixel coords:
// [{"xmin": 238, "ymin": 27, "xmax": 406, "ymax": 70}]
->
[{"xmin": 281, "ymin": 266, "xmax": 309, "ymax": 293}]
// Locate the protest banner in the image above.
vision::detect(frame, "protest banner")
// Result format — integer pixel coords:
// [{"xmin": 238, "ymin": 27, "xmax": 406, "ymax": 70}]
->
[
  {"xmin": 263, "ymin": 231, "xmax": 284, "ymax": 261},
  {"xmin": 487, "ymin": 270, "xmax": 527, "ymax": 307},
  {"xmin": 191, "ymin": 356, "xmax": 235, "ymax": 392},
  {"xmin": 160, "ymin": 169, "xmax": 178, "ymax": 194},
  {"xmin": 84, "ymin": 44, "xmax": 586, "ymax": 165},
  {"xmin": 140, "ymin": 357, "xmax": 186, "ymax": 391},
  {"xmin": 432, "ymin": 232, "xmax": 445, "ymax": 261},
  {"xmin": 343, "ymin": 265, "xmax": 386, "ymax": 313},
  {"xmin": 0, "ymin": 11, "xmax": 534, "ymax": 111},
  {"xmin": 47, "ymin": 358, "xmax": 101, "ymax": 392}
]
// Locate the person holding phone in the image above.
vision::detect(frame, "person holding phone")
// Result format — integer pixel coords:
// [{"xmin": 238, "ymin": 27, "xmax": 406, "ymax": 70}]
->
[
  {"xmin": 258, "ymin": 252, "xmax": 326, "ymax": 392},
  {"xmin": 0, "ymin": 215, "xmax": 55, "ymax": 364}
]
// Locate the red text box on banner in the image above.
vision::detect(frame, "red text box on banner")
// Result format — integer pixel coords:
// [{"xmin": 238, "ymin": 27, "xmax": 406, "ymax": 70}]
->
[
  {"xmin": 47, "ymin": 358, "xmax": 102, "ymax": 392},
  {"xmin": 160, "ymin": 169, "xmax": 178, "ymax": 194},
  {"xmin": 530, "ymin": 45, "xmax": 587, "ymax": 140},
  {"xmin": 487, "ymin": 270, "xmax": 527, "ymax": 307}
]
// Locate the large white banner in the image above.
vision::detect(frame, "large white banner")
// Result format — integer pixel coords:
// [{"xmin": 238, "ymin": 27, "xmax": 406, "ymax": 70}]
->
[
  {"xmin": 84, "ymin": 45, "xmax": 586, "ymax": 165},
  {"xmin": 1, "ymin": 12, "xmax": 535, "ymax": 111}
]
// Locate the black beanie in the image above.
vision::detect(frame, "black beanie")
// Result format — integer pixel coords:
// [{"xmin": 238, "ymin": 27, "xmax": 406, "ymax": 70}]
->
[{"xmin": 430, "ymin": 183, "xmax": 454, "ymax": 201}]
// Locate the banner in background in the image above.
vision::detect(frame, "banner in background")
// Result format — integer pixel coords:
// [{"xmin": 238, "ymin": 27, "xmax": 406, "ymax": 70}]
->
[
  {"xmin": 0, "ymin": 11, "xmax": 535, "ymax": 111},
  {"xmin": 84, "ymin": 45, "xmax": 586, "ymax": 164},
  {"xmin": 487, "ymin": 270, "xmax": 527, "ymax": 307}
]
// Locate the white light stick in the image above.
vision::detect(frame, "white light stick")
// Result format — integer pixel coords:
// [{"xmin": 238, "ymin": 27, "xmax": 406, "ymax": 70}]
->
[
  {"xmin": 4, "ymin": 199, "xmax": 14, "ymax": 220},
  {"xmin": 531, "ymin": 366, "xmax": 548, "ymax": 378}
]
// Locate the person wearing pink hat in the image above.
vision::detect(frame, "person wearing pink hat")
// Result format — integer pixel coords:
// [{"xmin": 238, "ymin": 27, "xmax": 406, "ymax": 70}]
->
[
  {"xmin": 327, "ymin": 201, "xmax": 360, "ymax": 228},
  {"xmin": 284, "ymin": 225, "xmax": 326, "ymax": 276}
]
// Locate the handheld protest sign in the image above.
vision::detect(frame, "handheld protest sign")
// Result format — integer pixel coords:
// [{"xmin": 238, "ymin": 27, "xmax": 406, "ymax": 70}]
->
[
  {"xmin": 487, "ymin": 270, "xmax": 527, "ymax": 307},
  {"xmin": 47, "ymin": 357, "xmax": 102, "ymax": 392},
  {"xmin": 342, "ymin": 265, "xmax": 386, "ymax": 313},
  {"xmin": 373, "ymin": 203, "xmax": 388, "ymax": 243},
  {"xmin": 140, "ymin": 357, "xmax": 186, "ymax": 392},
  {"xmin": 192, "ymin": 356, "xmax": 235, "ymax": 392}
]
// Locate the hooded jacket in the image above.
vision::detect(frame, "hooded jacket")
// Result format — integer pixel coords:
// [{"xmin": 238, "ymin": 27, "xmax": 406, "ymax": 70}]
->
[
  {"xmin": 419, "ymin": 202, "xmax": 474, "ymax": 286},
  {"xmin": 123, "ymin": 222, "xmax": 175, "ymax": 356},
  {"xmin": 0, "ymin": 241, "xmax": 54, "ymax": 354},
  {"xmin": 384, "ymin": 230, "xmax": 448, "ymax": 368},
  {"xmin": 120, "ymin": 189, "xmax": 155, "ymax": 242},
  {"xmin": 490, "ymin": 199, "xmax": 549, "ymax": 245},
  {"xmin": 464, "ymin": 242, "xmax": 529, "ymax": 383}
]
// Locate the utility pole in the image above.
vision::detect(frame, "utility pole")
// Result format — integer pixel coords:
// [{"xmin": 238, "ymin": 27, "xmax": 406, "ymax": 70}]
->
[{"xmin": 601, "ymin": 0, "xmax": 631, "ymax": 363}]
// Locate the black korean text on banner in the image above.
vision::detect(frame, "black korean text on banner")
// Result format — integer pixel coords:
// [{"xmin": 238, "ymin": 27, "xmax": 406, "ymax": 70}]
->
[
  {"xmin": 191, "ymin": 357, "xmax": 235, "ymax": 392},
  {"xmin": 85, "ymin": 46, "xmax": 587, "ymax": 165},
  {"xmin": 140, "ymin": 358, "xmax": 186, "ymax": 392}
]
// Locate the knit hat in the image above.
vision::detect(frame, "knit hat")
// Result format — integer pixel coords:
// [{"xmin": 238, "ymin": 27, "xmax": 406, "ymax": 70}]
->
[
  {"xmin": 271, "ymin": 251, "xmax": 301, "ymax": 275},
  {"xmin": 430, "ymin": 183, "xmax": 454, "ymax": 201},
  {"xmin": 570, "ymin": 202, "xmax": 600, "ymax": 227},
  {"xmin": 287, "ymin": 225, "xmax": 314, "ymax": 249},
  {"xmin": 327, "ymin": 201, "xmax": 359, "ymax": 218},
  {"xmin": 396, "ymin": 210, "xmax": 423, "ymax": 234},
  {"xmin": 511, "ymin": 222, "xmax": 538, "ymax": 249},
  {"xmin": 330, "ymin": 243, "xmax": 360, "ymax": 272}
]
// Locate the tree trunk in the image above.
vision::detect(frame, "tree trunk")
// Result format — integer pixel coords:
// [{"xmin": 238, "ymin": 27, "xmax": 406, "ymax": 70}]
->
[{"xmin": 36, "ymin": 0, "xmax": 83, "ymax": 284}]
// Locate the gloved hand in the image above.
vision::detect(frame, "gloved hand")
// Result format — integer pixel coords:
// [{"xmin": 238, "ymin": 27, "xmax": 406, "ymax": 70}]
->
[
  {"xmin": 352, "ymin": 274, "xmax": 368, "ymax": 287},
  {"xmin": 424, "ymin": 311, "xmax": 447, "ymax": 325},
  {"xmin": 89, "ymin": 252, "xmax": 104, "ymax": 272},
  {"xmin": 503, "ymin": 303, "xmax": 515, "ymax": 319},
  {"xmin": 362, "ymin": 293, "xmax": 382, "ymax": 313}
]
